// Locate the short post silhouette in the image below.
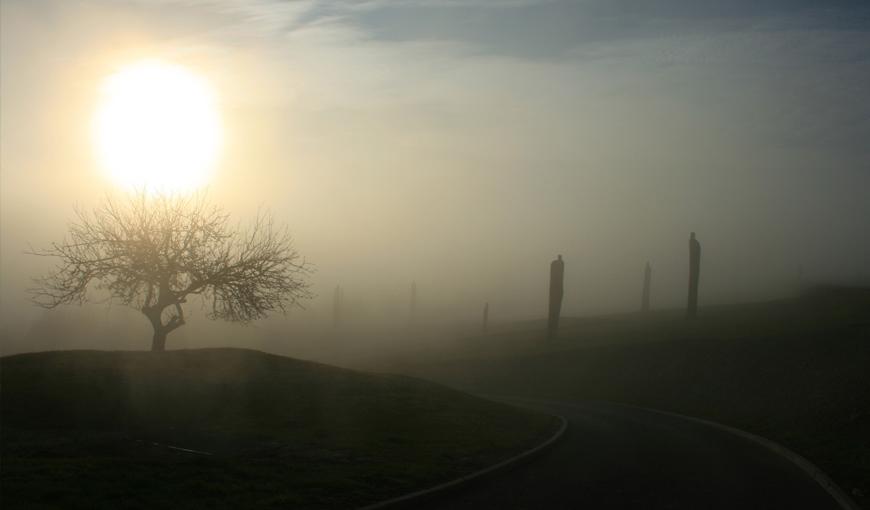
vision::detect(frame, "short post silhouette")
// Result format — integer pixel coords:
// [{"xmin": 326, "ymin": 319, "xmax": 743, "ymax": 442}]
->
[
  {"xmin": 482, "ymin": 302, "xmax": 489, "ymax": 333},
  {"xmin": 641, "ymin": 262, "xmax": 652, "ymax": 312},
  {"xmin": 409, "ymin": 281, "xmax": 417, "ymax": 325},
  {"xmin": 548, "ymin": 255, "xmax": 565, "ymax": 338},
  {"xmin": 687, "ymin": 232, "xmax": 701, "ymax": 319},
  {"xmin": 333, "ymin": 285, "xmax": 343, "ymax": 327}
]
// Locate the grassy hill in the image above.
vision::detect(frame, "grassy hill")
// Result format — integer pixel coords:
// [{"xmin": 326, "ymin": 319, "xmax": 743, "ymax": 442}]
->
[
  {"xmin": 0, "ymin": 348, "xmax": 559, "ymax": 509},
  {"xmin": 395, "ymin": 287, "xmax": 870, "ymax": 506}
]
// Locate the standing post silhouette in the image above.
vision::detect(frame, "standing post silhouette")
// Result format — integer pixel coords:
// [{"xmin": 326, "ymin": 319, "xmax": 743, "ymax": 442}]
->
[
  {"xmin": 797, "ymin": 264, "xmax": 804, "ymax": 291},
  {"xmin": 482, "ymin": 302, "xmax": 489, "ymax": 333},
  {"xmin": 687, "ymin": 232, "xmax": 701, "ymax": 319},
  {"xmin": 409, "ymin": 281, "xmax": 417, "ymax": 325},
  {"xmin": 548, "ymin": 255, "xmax": 565, "ymax": 338},
  {"xmin": 641, "ymin": 262, "xmax": 652, "ymax": 312}
]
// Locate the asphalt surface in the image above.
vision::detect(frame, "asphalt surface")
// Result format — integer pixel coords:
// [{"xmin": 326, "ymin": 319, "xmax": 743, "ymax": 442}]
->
[{"xmin": 415, "ymin": 398, "xmax": 843, "ymax": 510}]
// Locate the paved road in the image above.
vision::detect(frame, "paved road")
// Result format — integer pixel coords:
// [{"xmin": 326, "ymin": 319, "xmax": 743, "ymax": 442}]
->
[{"xmin": 416, "ymin": 398, "xmax": 844, "ymax": 510}]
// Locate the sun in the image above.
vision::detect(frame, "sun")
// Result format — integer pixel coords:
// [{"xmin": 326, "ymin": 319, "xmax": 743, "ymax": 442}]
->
[{"xmin": 93, "ymin": 59, "xmax": 222, "ymax": 193}]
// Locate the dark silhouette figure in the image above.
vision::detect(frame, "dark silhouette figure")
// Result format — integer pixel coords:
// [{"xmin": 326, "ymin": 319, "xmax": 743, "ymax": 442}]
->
[
  {"xmin": 333, "ymin": 285, "xmax": 343, "ymax": 327},
  {"xmin": 482, "ymin": 302, "xmax": 489, "ymax": 333},
  {"xmin": 409, "ymin": 281, "xmax": 417, "ymax": 324},
  {"xmin": 687, "ymin": 232, "xmax": 701, "ymax": 319},
  {"xmin": 548, "ymin": 255, "xmax": 565, "ymax": 338},
  {"xmin": 641, "ymin": 262, "xmax": 652, "ymax": 312}
]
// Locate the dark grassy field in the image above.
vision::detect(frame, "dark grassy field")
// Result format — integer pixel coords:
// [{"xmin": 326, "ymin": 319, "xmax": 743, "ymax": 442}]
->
[
  {"xmin": 393, "ymin": 287, "xmax": 870, "ymax": 507},
  {"xmin": 0, "ymin": 348, "xmax": 559, "ymax": 509}
]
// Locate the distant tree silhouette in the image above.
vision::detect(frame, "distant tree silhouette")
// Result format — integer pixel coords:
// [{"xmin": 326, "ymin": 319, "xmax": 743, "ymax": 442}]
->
[
  {"xmin": 687, "ymin": 232, "xmax": 701, "ymax": 319},
  {"xmin": 548, "ymin": 255, "xmax": 564, "ymax": 338},
  {"xmin": 641, "ymin": 262, "xmax": 652, "ymax": 312},
  {"xmin": 482, "ymin": 302, "xmax": 489, "ymax": 333},
  {"xmin": 30, "ymin": 193, "xmax": 312, "ymax": 351}
]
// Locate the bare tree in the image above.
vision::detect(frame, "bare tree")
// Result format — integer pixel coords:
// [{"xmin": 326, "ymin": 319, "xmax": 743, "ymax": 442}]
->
[{"xmin": 30, "ymin": 193, "xmax": 313, "ymax": 351}]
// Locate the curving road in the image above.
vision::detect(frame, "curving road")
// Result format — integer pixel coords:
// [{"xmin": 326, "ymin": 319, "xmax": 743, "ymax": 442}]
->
[{"xmin": 415, "ymin": 398, "xmax": 846, "ymax": 510}]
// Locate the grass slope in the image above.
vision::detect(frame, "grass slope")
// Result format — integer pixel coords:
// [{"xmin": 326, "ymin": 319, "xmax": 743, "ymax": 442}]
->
[
  {"xmin": 401, "ymin": 287, "xmax": 870, "ymax": 506},
  {"xmin": 1, "ymin": 348, "xmax": 558, "ymax": 509}
]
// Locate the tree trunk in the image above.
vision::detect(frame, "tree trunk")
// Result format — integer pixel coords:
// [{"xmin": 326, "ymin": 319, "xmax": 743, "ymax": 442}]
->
[
  {"xmin": 144, "ymin": 303, "xmax": 184, "ymax": 351},
  {"xmin": 151, "ymin": 328, "xmax": 167, "ymax": 352}
]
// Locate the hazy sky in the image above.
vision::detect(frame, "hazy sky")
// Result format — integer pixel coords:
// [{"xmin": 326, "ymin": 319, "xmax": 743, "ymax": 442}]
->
[{"xmin": 2, "ymin": 0, "xmax": 869, "ymax": 349}]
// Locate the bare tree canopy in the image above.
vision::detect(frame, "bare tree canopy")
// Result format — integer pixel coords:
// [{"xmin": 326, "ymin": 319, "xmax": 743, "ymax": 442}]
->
[{"xmin": 30, "ymin": 193, "xmax": 313, "ymax": 351}]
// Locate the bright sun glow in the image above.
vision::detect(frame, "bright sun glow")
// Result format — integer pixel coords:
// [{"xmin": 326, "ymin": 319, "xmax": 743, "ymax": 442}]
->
[{"xmin": 93, "ymin": 60, "xmax": 222, "ymax": 193}]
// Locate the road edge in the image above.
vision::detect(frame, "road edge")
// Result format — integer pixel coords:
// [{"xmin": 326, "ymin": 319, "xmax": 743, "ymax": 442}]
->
[
  {"xmin": 357, "ymin": 413, "xmax": 568, "ymax": 510},
  {"xmin": 494, "ymin": 396, "xmax": 862, "ymax": 510},
  {"xmin": 640, "ymin": 404, "xmax": 863, "ymax": 510}
]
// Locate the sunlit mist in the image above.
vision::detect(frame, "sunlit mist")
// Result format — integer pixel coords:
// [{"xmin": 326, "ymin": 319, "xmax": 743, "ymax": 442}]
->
[
  {"xmin": 2, "ymin": 1, "xmax": 870, "ymax": 508},
  {"xmin": 92, "ymin": 59, "xmax": 221, "ymax": 193}
]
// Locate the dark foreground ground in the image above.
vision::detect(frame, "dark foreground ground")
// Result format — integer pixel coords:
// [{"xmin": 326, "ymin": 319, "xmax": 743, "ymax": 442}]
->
[
  {"xmin": 387, "ymin": 287, "xmax": 870, "ymax": 507},
  {"xmin": 0, "ymin": 349, "xmax": 558, "ymax": 509},
  {"xmin": 416, "ymin": 398, "xmax": 843, "ymax": 510}
]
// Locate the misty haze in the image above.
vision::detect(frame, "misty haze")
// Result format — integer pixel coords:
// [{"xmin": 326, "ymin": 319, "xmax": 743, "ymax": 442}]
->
[{"xmin": 1, "ymin": 1, "xmax": 868, "ymax": 509}]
